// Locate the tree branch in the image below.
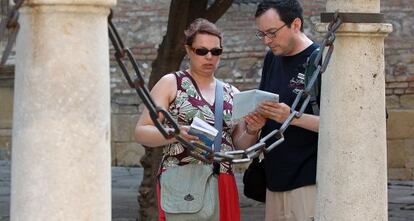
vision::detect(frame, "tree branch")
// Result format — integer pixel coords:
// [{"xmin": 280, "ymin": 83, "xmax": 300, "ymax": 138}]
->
[{"xmin": 205, "ymin": 0, "xmax": 234, "ymax": 22}]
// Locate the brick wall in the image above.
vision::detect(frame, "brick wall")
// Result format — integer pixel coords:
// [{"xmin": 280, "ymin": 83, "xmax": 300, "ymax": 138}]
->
[
  {"xmin": 0, "ymin": 66, "xmax": 13, "ymax": 160},
  {"xmin": 381, "ymin": 1, "xmax": 414, "ymax": 179}
]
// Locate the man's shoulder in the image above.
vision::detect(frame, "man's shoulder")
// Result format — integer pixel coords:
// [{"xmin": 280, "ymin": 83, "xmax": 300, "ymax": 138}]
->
[
  {"xmin": 264, "ymin": 50, "xmax": 274, "ymax": 60},
  {"xmin": 307, "ymin": 43, "xmax": 320, "ymax": 54}
]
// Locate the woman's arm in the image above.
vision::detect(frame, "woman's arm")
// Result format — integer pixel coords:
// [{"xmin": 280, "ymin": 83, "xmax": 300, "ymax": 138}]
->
[
  {"xmin": 134, "ymin": 74, "xmax": 198, "ymax": 147},
  {"xmin": 232, "ymin": 112, "xmax": 266, "ymax": 150}
]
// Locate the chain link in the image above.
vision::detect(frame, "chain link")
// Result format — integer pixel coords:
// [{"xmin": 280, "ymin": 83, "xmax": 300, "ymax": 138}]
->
[{"xmin": 0, "ymin": 0, "xmax": 25, "ymax": 66}]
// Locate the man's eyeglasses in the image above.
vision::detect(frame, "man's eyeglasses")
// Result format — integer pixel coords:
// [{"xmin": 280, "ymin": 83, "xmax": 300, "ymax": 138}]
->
[
  {"xmin": 191, "ymin": 47, "xmax": 223, "ymax": 56},
  {"xmin": 256, "ymin": 24, "xmax": 287, "ymax": 40}
]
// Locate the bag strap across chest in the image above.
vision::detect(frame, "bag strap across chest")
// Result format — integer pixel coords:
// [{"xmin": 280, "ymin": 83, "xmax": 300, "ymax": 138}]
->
[{"xmin": 213, "ymin": 79, "xmax": 224, "ymax": 152}]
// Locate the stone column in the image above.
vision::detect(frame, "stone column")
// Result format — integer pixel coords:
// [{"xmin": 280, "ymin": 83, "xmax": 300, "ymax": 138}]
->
[
  {"xmin": 10, "ymin": 1, "xmax": 115, "ymax": 220},
  {"xmin": 315, "ymin": 1, "xmax": 392, "ymax": 221}
]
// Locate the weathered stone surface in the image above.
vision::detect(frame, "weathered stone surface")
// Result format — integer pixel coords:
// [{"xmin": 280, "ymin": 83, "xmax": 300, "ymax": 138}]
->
[
  {"xmin": 112, "ymin": 114, "xmax": 136, "ymax": 142},
  {"xmin": 111, "ymin": 102, "xmax": 140, "ymax": 115},
  {"xmin": 215, "ymin": 66, "xmax": 232, "ymax": 79},
  {"xmin": 404, "ymin": 139, "xmax": 414, "ymax": 154},
  {"xmin": 128, "ymin": 115, "xmax": 139, "ymax": 141},
  {"xmin": 388, "ymin": 168, "xmax": 413, "ymax": 180},
  {"xmin": 387, "ymin": 109, "xmax": 414, "ymax": 139},
  {"xmin": 235, "ymin": 58, "xmax": 259, "ymax": 71},
  {"xmin": 0, "ymin": 147, "xmax": 10, "ymax": 160},
  {"xmin": 0, "ymin": 130, "xmax": 11, "ymax": 160},
  {"xmin": 114, "ymin": 142, "xmax": 144, "ymax": 166},
  {"xmin": 0, "ymin": 135, "xmax": 11, "ymax": 147},
  {"xmin": 400, "ymin": 94, "xmax": 414, "ymax": 108},
  {"xmin": 0, "ymin": 88, "xmax": 13, "ymax": 129},
  {"xmin": 386, "ymin": 95, "xmax": 400, "ymax": 108},
  {"xmin": 404, "ymin": 139, "xmax": 414, "ymax": 169},
  {"xmin": 388, "ymin": 139, "xmax": 407, "ymax": 168},
  {"xmin": 388, "ymin": 82, "xmax": 409, "ymax": 89},
  {"xmin": 0, "ymin": 129, "xmax": 11, "ymax": 137},
  {"xmin": 11, "ymin": 2, "xmax": 114, "ymax": 220}
]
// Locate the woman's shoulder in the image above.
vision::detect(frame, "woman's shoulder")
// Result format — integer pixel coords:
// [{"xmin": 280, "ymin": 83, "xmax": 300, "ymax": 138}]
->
[
  {"xmin": 151, "ymin": 73, "xmax": 178, "ymax": 102},
  {"xmin": 220, "ymin": 80, "xmax": 239, "ymax": 94},
  {"xmin": 159, "ymin": 72, "xmax": 178, "ymax": 82},
  {"xmin": 157, "ymin": 71, "xmax": 186, "ymax": 88}
]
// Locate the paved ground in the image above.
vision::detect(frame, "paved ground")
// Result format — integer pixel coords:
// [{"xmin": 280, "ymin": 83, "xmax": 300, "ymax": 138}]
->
[{"xmin": 1, "ymin": 160, "xmax": 413, "ymax": 220}]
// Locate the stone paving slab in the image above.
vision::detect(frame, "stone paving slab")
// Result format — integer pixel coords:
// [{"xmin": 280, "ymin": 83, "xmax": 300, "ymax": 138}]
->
[{"xmin": 1, "ymin": 161, "xmax": 414, "ymax": 221}]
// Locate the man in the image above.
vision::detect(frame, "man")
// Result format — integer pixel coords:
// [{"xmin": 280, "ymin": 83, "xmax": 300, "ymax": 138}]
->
[{"xmin": 253, "ymin": 1, "xmax": 320, "ymax": 220}]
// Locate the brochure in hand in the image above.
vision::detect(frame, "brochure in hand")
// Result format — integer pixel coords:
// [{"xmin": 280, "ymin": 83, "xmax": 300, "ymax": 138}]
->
[
  {"xmin": 232, "ymin": 89, "xmax": 279, "ymax": 121},
  {"xmin": 188, "ymin": 117, "xmax": 219, "ymax": 147}
]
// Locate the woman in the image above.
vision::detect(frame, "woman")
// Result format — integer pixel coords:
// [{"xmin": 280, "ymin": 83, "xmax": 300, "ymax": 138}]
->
[{"xmin": 135, "ymin": 18, "xmax": 265, "ymax": 221}]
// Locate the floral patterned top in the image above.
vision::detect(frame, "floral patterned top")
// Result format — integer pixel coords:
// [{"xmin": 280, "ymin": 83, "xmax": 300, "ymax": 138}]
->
[{"xmin": 162, "ymin": 70, "xmax": 237, "ymax": 174}]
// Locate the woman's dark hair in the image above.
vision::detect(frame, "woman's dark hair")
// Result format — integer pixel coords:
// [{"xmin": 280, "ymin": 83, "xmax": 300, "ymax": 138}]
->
[
  {"xmin": 255, "ymin": 0, "xmax": 304, "ymax": 32},
  {"xmin": 184, "ymin": 18, "xmax": 222, "ymax": 47}
]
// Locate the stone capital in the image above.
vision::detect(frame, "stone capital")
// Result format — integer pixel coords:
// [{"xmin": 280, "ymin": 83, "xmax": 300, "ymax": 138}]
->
[
  {"xmin": 23, "ymin": 0, "xmax": 116, "ymax": 7},
  {"xmin": 326, "ymin": 0, "xmax": 380, "ymax": 13},
  {"xmin": 316, "ymin": 23, "xmax": 393, "ymax": 37}
]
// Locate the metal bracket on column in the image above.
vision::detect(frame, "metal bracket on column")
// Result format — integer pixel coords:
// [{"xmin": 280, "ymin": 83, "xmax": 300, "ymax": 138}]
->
[{"xmin": 321, "ymin": 12, "xmax": 384, "ymax": 23}]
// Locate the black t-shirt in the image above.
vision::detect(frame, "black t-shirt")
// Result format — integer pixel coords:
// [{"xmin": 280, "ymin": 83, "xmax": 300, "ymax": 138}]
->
[{"xmin": 259, "ymin": 43, "xmax": 319, "ymax": 191}]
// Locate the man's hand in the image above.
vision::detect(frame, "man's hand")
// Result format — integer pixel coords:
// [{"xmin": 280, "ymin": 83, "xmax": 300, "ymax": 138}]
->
[{"xmin": 257, "ymin": 101, "xmax": 291, "ymax": 123}]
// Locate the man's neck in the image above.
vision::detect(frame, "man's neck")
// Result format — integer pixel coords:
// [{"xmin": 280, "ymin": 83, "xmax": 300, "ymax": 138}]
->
[{"xmin": 288, "ymin": 33, "xmax": 313, "ymax": 56}]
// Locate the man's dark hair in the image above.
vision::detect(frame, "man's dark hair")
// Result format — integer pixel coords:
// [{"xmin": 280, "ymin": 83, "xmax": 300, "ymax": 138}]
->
[{"xmin": 255, "ymin": 0, "xmax": 304, "ymax": 32}]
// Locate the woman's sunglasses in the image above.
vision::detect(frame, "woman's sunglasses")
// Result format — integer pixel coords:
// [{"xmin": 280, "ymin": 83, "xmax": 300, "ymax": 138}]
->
[{"xmin": 191, "ymin": 47, "xmax": 223, "ymax": 56}]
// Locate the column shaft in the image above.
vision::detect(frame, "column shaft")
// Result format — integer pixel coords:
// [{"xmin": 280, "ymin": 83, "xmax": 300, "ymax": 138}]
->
[
  {"xmin": 11, "ymin": 1, "xmax": 115, "ymax": 220},
  {"xmin": 315, "ymin": 1, "xmax": 392, "ymax": 219}
]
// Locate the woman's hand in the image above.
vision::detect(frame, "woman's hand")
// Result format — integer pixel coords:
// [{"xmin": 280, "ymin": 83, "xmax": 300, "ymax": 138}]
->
[
  {"xmin": 244, "ymin": 112, "xmax": 266, "ymax": 135},
  {"xmin": 179, "ymin": 125, "xmax": 200, "ymax": 142},
  {"xmin": 257, "ymin": 101, "xmax": 291, "ymax": 123}
]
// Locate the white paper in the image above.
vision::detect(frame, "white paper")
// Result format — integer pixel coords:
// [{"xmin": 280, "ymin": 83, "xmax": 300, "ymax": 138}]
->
[
  {"xmin": 191, "ymin": 117, "xmax": 218, "ymax": 136},
  {"xmin": 232, "ymin": 89, "xmax": 279, "ymax": 121}
]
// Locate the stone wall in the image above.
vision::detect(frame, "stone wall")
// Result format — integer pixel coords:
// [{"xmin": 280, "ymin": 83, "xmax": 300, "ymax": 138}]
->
[
  {"xmin": 0, "ymin": 66, "xmax": 13, "ymax": 160},
  {"xmin": 382, "ymin": 0, "xmax": 414, "ymax": 179},
  {"xmin": 0, "ymin": 0, "xmax": 413, "ymax": 179}
]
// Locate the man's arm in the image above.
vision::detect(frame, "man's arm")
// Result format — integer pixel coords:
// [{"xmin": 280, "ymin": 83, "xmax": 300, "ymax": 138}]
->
[
  {"xmin": 257, "ymin": 101, "xmax": 319, "ymax": 132},
  {"xmin": 291, "ymin": 113, "xmax": 319, "ymax": 132}
]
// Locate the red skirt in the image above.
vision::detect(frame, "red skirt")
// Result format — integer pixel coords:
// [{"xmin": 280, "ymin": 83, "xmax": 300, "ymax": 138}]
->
[{"xmin": 157, "ymin": 173, "xmax": 240, "ymax": 221}]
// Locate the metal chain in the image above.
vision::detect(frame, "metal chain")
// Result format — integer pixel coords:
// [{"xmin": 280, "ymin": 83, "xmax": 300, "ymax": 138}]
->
[
  {"xmin": 0, "ymin": 0, "xmax": 25, "ymax": 66},
  {"xmin": 107, "ymin": 10, "xmax": 343, "ymax": 164},
  {"xmin": 0, "ymin": 2, "xmax": 342, "ymax": 164}
]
